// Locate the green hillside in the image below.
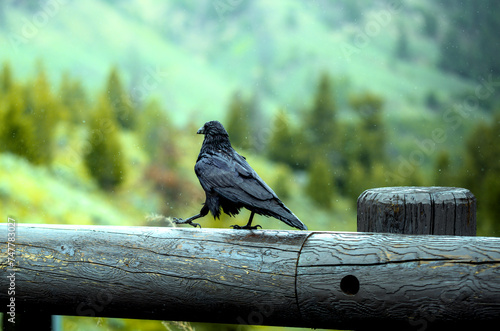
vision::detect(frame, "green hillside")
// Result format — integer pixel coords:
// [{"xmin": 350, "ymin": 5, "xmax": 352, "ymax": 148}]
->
[
  {"xmin": 1, "ymin": 0, "xmax": 489, "ymax": 172},
  {"xmin": 0, "ymin": 0, "xmax": 480, "ymax": 124}
]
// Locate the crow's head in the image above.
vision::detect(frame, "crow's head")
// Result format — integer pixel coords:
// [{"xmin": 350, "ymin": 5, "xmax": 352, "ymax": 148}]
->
[
  {"xmin": 197, "ymin": 121, "xmax": 229, "ymax": 137},
  {"xmin": 197, "ymin": 121, "xmax": 232, "ymax": 150}
]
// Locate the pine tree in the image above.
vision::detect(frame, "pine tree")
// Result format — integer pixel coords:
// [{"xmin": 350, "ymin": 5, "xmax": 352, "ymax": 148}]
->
[
  {"xmin": 59, "ymin": 71, "xmax": 89, "ymax": 124},
  {"xmin": 29, "ymin": 65, "xmax": 61, "ymax": 165},
  {"xmin": 84, "ymin": 96, "xmax": 126, "ymax": 190},
  {"xmin": 344, "ymin": 161, "xmax": 365, "ymax": 201},
  {"xmin": 349, "ymin": 92, "xmax": 386, "ymax": 171},
  {"xmin": 421, "ymin": 8, "xmax": 438, "ymax": 38},
  {"xmin": 225, "ymin": 92, "xmax": 253, "ymax": 150},
  {"xmin": 435, "ymin": 150, "xmax": 453, "ymax": 186},
  {"xmin": 137, "ymin": 99, "xmax": 176, "ymax": 166},
  {"xmin": 462, "ymin": 122, "xmax": 492, "ymax": 193},
  {"xmin": 271, "ymin": 164, "xmax": 293, "ymax": 200},
  {"xmin": 306, "ymin": 156, "xmax": 334, "ymax": 209},
  {"xmin": 267, "ymin": 109, "xmax": 295, "ymax": 166},
  {"xmin": 482, "ymin": 172, "xmax": 500, "ymax": 234},
  {"xmin": 305, "ymin": 72, "xmax": 337, "ymax": 156},
  {"xmin": 439, "ymin": 28, "xmax": 463, "ymax": 75},
  {"xmin": 105, "ymin": 67, "xmax": 135, "ymax": 130},
  {"xmin": 461, "ymin": 112, "xmax": 500, "ymax": 234},
  {"xmin": 1, "ymin": 62, "xmax": 13, "ymax": 94},
  {"xmin": 395, "ymin": 22, "xmax": 410, "ymax": 60},
  {"xmin": 246, "ymin": 92, "xmax": 264, "ymax": 153},
  {"xmin": 0, "ymin": 87, "xmax": 37, "ymax": 162}
]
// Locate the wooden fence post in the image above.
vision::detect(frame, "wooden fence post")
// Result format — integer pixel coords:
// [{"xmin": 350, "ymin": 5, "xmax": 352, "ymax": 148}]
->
[
  {"xmin": 356, "ymin": 186, "xmax": 477, "ymax": 330},
  {"xmin": 357, "ymin": 186, "xmax": 476, "ymax": 236}
]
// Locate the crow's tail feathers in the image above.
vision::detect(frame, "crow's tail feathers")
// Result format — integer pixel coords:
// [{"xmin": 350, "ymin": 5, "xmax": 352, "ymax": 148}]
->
[
  {"xmin": 280, "ymin": 214, "xmax": 308, "ymax": 230},
  {"xmin": 274, "ymin": 205, "xmax": 308, "ymax": 230}
]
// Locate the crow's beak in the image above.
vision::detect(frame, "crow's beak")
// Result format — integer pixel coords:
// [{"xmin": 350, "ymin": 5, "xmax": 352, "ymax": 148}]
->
[{"xmin": 197, "ymin": 126, "xmax": 205, "ymax": 134}]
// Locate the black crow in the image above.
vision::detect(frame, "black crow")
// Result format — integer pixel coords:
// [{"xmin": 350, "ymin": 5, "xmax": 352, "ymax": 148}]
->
[{"xmin": 174, "ymin": 120, "xmax": 307, "ymax": 230}]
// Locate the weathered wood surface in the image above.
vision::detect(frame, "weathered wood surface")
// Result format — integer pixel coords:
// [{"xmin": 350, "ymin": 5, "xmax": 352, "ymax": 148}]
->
[
  {"xmin": 296, "ymin": 232, "xmax": 500, "ymax": 330},
  {"xmin": 1, "ymin": 224, "xmax": 499, "ymax": 330},
  {"xmin": 358, "ymin": 186, "xmax": 476, "ymax": 235}
]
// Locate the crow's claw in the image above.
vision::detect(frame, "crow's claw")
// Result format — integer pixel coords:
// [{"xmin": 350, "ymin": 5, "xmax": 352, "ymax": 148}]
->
[
  {"xmin": 173, "ymin": 218, "xmax": 201, "ymax": 228},
  {"xmin": 230, "ymin": 224, "xmax": 262, "ymax": 230}
]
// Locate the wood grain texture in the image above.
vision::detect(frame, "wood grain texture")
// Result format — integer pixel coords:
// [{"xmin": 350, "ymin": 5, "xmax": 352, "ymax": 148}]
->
[
  {"xmin": 357, "ymin": 187, "xmax": 476, "ymax": 236},
  {"xmin": 296, "ymin": 232, "xmax": 500, "ymax": 330},
  {"xmin": 1, "ymin": 224, "xmax": 499, "ymax": 330}
]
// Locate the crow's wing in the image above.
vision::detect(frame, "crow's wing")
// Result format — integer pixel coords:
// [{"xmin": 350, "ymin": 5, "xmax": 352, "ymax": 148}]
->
[{"xmin": 195, "ymin": 152, "xmax": 277, "ymax": 205}]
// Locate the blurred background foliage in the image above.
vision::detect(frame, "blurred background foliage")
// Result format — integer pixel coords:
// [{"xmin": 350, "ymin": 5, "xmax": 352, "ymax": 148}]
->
[{"xmin": 0, "ymin": 0, "xmax": 499, "ymax": 330}]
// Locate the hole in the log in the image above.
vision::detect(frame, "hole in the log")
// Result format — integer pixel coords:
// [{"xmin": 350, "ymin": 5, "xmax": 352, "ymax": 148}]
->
[{"xmin": 340, "ymin": 275, "xmax": 360, "ymax": 295}]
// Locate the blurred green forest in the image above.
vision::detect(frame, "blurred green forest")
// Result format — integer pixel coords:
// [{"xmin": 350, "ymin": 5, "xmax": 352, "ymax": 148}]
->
[{"xmin": 1, "ymin": 0, "xmax": 500, "ymax": 330}]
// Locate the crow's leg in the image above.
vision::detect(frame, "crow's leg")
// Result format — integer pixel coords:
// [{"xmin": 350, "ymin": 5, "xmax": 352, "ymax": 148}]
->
[
  {"xmin": 231, "ymin": 211, "xmax": 262, "ymax": 230},
  {"xmin": 174, "ymin": 205, "xmax": 209, "ymax": 228}
]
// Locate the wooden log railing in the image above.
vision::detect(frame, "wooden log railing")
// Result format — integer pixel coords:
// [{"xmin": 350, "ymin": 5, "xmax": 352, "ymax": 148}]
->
[
  {"xmin": 1, "ymin": 225, "xmax": 499, "ymax": 329},
  {"xmin": 1, "ymin": 187, "xmax": 499, "ymax": 330}
]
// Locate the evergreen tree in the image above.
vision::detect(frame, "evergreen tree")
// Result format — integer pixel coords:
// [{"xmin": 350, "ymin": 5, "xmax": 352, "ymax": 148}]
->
[
  {"xmin": 306, "ymin": 156, "xmax": 334, "ymax": 209},
  {"xmin": 462, "ymin": 122, "xmax": 494, "ymax": 193},
  {"xmin": 395, "ymin": 22, "xmax": 410, "ymax": 60},
  {"xmin": 0, "ymin": 87, "xmax": 37, "ymax": 162},
  {"xmin": 137, "ymin": 99, "xmax": 177, "ymax": 167},
  {"xmin": 344, "ymin": 161, "xmax": 366, "ymax": 201},
  {"xmin": 29, "ymin": 65, "xmax": 61, "ymax": 165},
  {"xmin": 270, "ymin": 164, "xmax": 293, "ymax": 200},
  {"xmin": 420, "ymin": 8, "xmax": 438, "ymax": 38},
  {"xmin": 439, "ymin": 28, "xmax": 463, "ymax": 75},
  {"xmin": 246, "ymin": 92, "xmax": 264, "ymax": 153},
  {"xmin": 59, "ymin": 72, "xmax": 89, "ymax": 124},
  {"xmin": 305, "ymin": 72, "xmax": 337, "ymax": 157},
  {"xmin": 225, "ymin": 92, "xmax": 253, "ymax": 150},
  {"xmin": 105, "ymin": 67, "xmax": 135, "ymax": 130},
  {"xmin": 344, "ymin": 1, "xmax": 363, "ymax": 22},
  {"xmin": 461, "ymin": 112, "xmax": 500, "ymax": 234},
  {"xmin": 482, "ymin": 172, "xmax": 500, "ymax": 234},
  {"xmin": 425, "ymin": 91, "xmax": 441, "ymax": 111},
  {"xmin": 84, "ymin": 96, "xmax": 126, "ymax": 190},
  {"xmin": 349, "ymin": 92, "xmax": 386, "ymax": 171},
  {"xmin": 1, "ymin": 62, "xmax": 13, "ymax": 94},
  {"xmin": 435, "ymin": 150, "xmax": 453, "ymax": 186},
  {"xmin": 267, "ymin": 109, "xmax": 295, "ymax": 165}
]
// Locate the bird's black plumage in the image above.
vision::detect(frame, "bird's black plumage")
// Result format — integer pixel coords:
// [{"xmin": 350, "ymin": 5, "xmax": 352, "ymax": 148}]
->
[{"xmin": 174, "ymin": 120, "xmax": 307, "ymax": 230}]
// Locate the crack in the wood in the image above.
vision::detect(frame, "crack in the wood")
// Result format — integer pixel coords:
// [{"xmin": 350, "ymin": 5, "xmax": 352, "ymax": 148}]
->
[
  {"xmin": 298, "ymin": 258, "xmax": 500, "ymax": 269},
  {"xmin": 294, "ymin": 231, "xmax": 315, "ymax": 324}
]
